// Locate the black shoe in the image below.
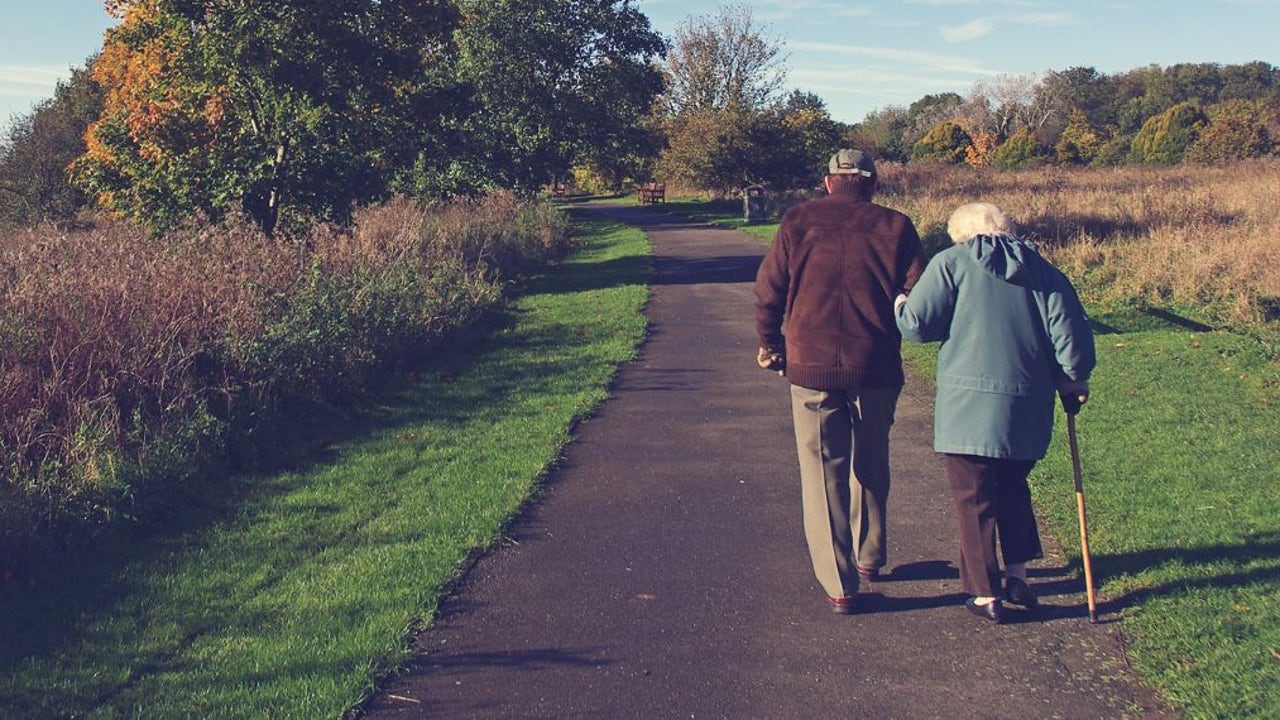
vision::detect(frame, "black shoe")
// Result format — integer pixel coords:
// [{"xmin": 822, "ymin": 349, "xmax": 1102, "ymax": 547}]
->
[
  {"xmin": 965, "ymin": 597, "xmax": 1004, "ymax": 623},
  {"xmin": 1004, "ymin": 577, "xmax": 1038, "ymax": 609}
]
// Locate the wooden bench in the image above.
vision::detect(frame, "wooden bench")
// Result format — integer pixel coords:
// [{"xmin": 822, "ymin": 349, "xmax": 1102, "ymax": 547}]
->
[
  {"xmin": 550, "ymin": 183, "xmax": 568, "ymax": 198},
  {"xmin": 636, "ymin": 182, "xmax": 665, "ymax": 205}
]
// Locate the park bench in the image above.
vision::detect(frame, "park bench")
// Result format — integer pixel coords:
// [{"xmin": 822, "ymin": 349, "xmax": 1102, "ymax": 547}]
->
[
  {"xmin": 550, "ymin": 182, "xmax": 567, "ymax": 198},
  {"xmin": 636, "ymin": 182, "xmax": 665, "ymax": 205}
]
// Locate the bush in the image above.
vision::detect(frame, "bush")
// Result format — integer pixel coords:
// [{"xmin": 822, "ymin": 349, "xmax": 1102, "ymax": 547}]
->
[
  {"xmin": 1131, "ymin": 101, "xmax": 1209, "ymax": 164},
  {"xmin": 992, "ymin": 130, "xmax": 1043, "ymax": 169},
  {"xmin": 0, "ymin": 193, "xmax": 568, "ymax": 579},
  {"xmin": 1185, "ymin": 99, "xmax": 1275, "ymax": 163},
  {"xmin": 911, "ymin": 121, "xmax": 972, "ymax": 164}
]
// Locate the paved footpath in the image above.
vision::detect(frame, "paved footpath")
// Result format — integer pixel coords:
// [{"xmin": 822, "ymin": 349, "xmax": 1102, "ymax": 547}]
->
[{"xmin": 362, "ymin": 205, "xmax": 1173, "ymax": 719}]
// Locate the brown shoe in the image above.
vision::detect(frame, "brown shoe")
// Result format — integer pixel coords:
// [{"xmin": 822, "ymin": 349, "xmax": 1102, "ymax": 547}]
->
[
  {"xmin": 828, "ymin": 595, "xmax": 856, "ymax": 615},
  {"xmin": 857, "ymin": 566, "xmax": 882, "ymax": 583}
]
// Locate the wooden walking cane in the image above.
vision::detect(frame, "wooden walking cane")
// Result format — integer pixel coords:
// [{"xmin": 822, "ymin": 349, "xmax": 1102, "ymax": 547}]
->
[{"xmin": 1066, "ymin": 397, "xmax": 1098, "ymax": 624}]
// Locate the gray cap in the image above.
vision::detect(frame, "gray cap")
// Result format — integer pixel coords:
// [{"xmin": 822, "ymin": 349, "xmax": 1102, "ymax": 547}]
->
[{"xmin": 828, "ymin": 149, "xmax": 876, "ymax": 177}]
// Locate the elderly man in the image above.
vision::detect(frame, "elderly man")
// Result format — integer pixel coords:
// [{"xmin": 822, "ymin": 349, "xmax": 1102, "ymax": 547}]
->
[{"xmin": 754, "ymin": 149, "xmax": 926, "ymax": 614}]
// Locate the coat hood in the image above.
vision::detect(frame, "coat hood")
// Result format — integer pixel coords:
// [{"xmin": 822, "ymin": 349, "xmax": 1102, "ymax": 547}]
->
[{"xmin": 964, "ymin": 233, "xmax": 1047, "ymax": 286}]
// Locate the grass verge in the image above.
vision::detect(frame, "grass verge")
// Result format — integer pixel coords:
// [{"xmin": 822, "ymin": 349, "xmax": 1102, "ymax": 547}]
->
[
  {"xmin": 674, "ymin": 197, "xmax": 1280, "ymax": 720},
  {"xmin": 0, "ymin": 210, "xmax": 651, "ymax": 719}
]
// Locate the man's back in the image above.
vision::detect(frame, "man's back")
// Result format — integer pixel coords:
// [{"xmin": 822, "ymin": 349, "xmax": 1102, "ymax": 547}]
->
[{"xmin": 755, "ymin": 193, "xmax": 924, "ymax": 390}]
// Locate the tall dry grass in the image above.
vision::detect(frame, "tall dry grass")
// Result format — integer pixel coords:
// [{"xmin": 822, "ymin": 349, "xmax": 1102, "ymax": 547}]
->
[
  {"xmin": 0, "ymin": 192, "xmax": 568, "ymax": 578},
  {"xmin": 876, "ymin": 159, "xmax": 1280, "ymax": 324}
]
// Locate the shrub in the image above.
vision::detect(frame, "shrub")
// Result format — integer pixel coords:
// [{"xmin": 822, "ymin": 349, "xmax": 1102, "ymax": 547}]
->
[
  {"xmin": 1131, "ymin": 101, "xmax": 1209, "ymax": 164},
  {"xmin": 0, "ymin": 193, "xmax": 568, "ymax": 579},
  {"xmin": 1185, "ymin": 99, "xmax": 1274, "ymax": 163},
  {"xmin": 1055, "ymin": 109, "xmax": 1109, "ymax": 165},
  {"xmin": 911, "ymin": 121, "xmax": 971, "ymax": 164},
  {"xmin": 992, "ymin": 130, "xmax": 1043, "ymax": 169}
]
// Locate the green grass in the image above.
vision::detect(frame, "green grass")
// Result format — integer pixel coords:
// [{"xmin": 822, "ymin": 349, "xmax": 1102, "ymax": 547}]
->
[
  {"xmin": 1030, "ymin": 321, "xmax": 1280, "ymax": 720},
  {"xmin": 673, "ymin": 197, "xmax": 1280, "ymax": 720},
  {"xmin": 0, "ymin": 210, "xmax": 651, "ymax": 719}
]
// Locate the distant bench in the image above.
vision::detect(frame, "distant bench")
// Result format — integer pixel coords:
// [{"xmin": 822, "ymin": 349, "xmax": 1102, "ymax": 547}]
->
[{"xmin": 636, "ymin": 182, "xmax": 665, "ymax": 205}]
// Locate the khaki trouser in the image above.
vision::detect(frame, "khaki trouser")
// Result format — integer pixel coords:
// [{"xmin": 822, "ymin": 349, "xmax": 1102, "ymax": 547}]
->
[{"xmin": 790, "ymin": 385, "xmax": 900, "ymax": 599}]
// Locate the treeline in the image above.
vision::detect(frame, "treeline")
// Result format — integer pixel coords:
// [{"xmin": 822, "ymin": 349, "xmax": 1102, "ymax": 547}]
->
[
  {"xmin": 5, "ymin": 3, "xmax": 1278, "ymax": 229},
  {"xmin": 1, "ymin": 0, "xmax": 665, "ymax": 232},
  {"xmin": 850, "ymin": 62, "xmax": 1280, "ymax": 168}
]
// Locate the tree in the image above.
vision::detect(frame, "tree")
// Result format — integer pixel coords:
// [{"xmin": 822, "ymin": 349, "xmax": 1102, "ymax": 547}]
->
[
  {"xmin": 775, "ymin": 91, "xmax": 844, "ymax": 184},
  {"xmin": 964, "ymin": 130, "xmax": 999, "ymax": 167},
  {"xmin": 992, "ymin": 130, "xmax": 1041, "ymax": 168},
  {"xmin": 655, "ymin": 108, "xmax": 752, "ymax": 192},
  {"xmin": 441, "ymin": 0, "xmax": 666, "ymax": 195},
  {"xmin": 1219, "ymin": 61, "xmax": 1280, "ymax": 104},
  {"xmin": 654, "ymin": 3, "xmax": 827, "ymax": 192},
  {"xmin": 1185, "ymin": 99, "xmax": 1274, "ymax": 163},
  {"xmin": 904, "ymin": 93, "xmax": 962, "ymax": 147},
  {"xmin": 1130, "ymin": 101, "xmax": 1209, "ymax": 164},
  {"xmin": 971, "ymin": 74, "xmax": 1047, "ymax": 139},
  {"xmin": 0, "ymin": 63, "xmax": 102, "ymax": 227},
  {"xmin": 1041, "ymin": 66, "xmax": 1118, "ymax": 129},
  {"xmin": 659, "ymin": 3, "xmax": 787, "ymax": 115},
  {"xmin": 912, "ymin": 121, "xmax": 971, "ymax": 164},
  {"xmin": 75, "ymin": 0, "xmax": 461, "ymax": 235},
  {"xmin": 1054, "ymin": 109, "xmax": 1109, "ymax": 165},
  {"xmin": 1166, "ymin": 63, "xmax": 1225, "ymax": 106},
  {"xmin": 847, "ymin": 105, "xmax": 911, "ymax": 163}
]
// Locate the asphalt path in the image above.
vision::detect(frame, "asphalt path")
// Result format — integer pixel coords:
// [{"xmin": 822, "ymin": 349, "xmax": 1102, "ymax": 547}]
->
[{"xmin": 361, "ymin": 204, "xmax": 1173, "ymax": 719}]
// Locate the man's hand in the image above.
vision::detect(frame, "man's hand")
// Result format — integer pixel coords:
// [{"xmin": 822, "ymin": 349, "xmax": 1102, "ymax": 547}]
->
[
  {"xmin": 757, "ymin": 347, "xmax": 786, "ymax": 375},
  {"xmin": 1058, "ymin": 379, "xmax": 1089, "ymax": 415}
]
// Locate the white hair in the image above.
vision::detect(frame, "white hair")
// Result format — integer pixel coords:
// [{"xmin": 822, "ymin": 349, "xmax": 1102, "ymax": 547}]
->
[{"xmin": 947, "ymin": 202, "xmax": 1015, "ymax": 243}]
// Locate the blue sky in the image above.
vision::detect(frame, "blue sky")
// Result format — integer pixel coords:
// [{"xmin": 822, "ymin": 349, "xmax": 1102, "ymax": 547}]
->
[{"xmin": 2, "ymin": 0, "xmax": 1278, "ymax": 132}]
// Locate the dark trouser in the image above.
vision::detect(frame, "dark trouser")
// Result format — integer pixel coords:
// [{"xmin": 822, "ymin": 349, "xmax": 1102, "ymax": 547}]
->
[{"xmin": 944, "ymin": 454, "xmax": 1044, "ymax": 598}]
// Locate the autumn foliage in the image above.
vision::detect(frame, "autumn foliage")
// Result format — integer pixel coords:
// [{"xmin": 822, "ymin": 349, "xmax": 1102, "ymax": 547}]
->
[{"xmin": 76, "ymin": 0, "xmax": 461, "ymax": 234}]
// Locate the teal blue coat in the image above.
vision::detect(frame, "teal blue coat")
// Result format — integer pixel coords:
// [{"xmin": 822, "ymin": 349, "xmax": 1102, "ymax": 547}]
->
[{"xmin": 895, "ymin": 234, "xmax": 1096, "ymax": 460}]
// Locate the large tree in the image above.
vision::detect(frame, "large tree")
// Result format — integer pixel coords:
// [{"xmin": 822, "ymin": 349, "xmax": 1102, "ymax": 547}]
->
[
  {"xmin": 659, "ymin": 3, "xmax": 787, "ymax": 116},
  {"xmin": 0, "ymin": 63, "xmax": 102, "ymax": 227},
  {"xmin": 76, "ymin": 0, "xmax": 460, "ymax": 235},
  {"xmin": 440, "ymin": 0, "xmax": 666, "ymax": 194}
]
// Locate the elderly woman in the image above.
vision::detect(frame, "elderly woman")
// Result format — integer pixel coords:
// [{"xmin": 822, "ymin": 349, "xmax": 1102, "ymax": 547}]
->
[{"xmin": 894, "ymin": 202, "xmax": 1095, "ymax": 623}]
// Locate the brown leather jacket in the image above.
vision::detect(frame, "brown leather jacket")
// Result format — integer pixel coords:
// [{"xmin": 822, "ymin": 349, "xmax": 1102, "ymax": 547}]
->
[{"xmin": 754, "ymin": 192, "xmax": 925, "ymax": 390}]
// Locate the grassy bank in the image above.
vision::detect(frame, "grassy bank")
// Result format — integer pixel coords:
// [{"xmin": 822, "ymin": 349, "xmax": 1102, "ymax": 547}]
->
[
  {"xmin": 0, "ymin": 211, "xmax": 651, "ymax": 718},
  {"xmin": 659, "ymin": 173, "xmax": 1280, "ymax": 719}
]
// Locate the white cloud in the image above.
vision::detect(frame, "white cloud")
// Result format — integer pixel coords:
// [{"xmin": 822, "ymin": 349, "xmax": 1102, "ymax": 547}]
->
[
  {"xmin": 941, "ymin": 18, "xmax": 996, "ymax": 42},
  {"xmin": 1014, "ymin": 11, "xmax": 1073, "ymax": 26},
  {"xmin": 0, "ymin": 65, "xmax": 67, "ymax": 90},
  {"xmin": 791, "ymin": 41, "xmax": 1003, "ymax": 78}
]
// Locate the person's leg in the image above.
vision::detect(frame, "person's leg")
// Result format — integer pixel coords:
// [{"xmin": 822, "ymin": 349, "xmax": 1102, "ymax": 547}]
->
[
  {"xmin": 944, "ymin": 454, "xmax": 1001, "ymax": 598},
  {"xmin": 849, "ymin": 385, "xmax": 900, "ymax": 574},
  {"xmin": 994, "ymin": 459, "xmax": 1044, "ymax": 566},
  {"xmin": 791, "ymin": 385, "xmax": 857, "ymax": 599}
]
